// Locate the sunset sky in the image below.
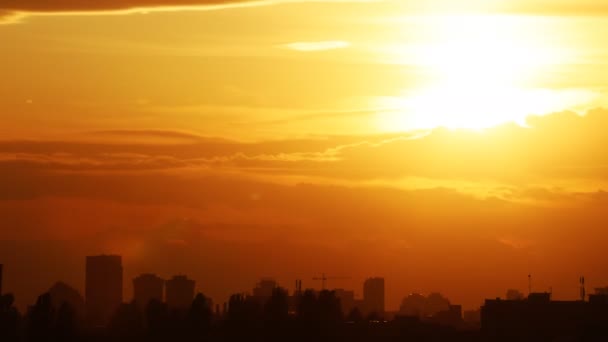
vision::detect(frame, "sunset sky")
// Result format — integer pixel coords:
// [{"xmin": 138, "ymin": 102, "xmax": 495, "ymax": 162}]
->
[{"xmin": 2, "ymin": 0, "xmax": 608, "ymax": 311}]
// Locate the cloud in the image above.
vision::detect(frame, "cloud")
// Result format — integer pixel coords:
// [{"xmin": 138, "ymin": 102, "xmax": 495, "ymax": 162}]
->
[
  {"xmin": 89, "ymin": 129, "xmax": 211, "ymax": 142},
  {"xmin": 3, "ymin": 109, "xmax": 608, "ymax": 313},
  {"xmin": 3, "ymin": 0, "xmax": 608, "ymax": 25},
  {"xmin": 501, "ymin": 0, "xmax": 608, "ymax": 16},
  {"xmin": 390, "ymin": 0, "xmax": 608, "ymax": 16},
  {"xmin": 2, "ymin": 108, "xmax": 608, "ymax": 194},
  {"xmin": 0, "ymin": 0, "xmax": 292, "ymax": 24},
  {"xmin": 0, "ymin": 10, "xmax": 26, "ymax": 24},
  {"xmin": 282, "ymin": 41, "xmax": 351, "ymax": 52},
  {"xmin": 497, "ymin": 237, "xmax": 533, "ymax": 250},
  {"xmin": 1, "ymin": 0, "xmax": 260, "ymax": 13},
  {"xmin": 0, "ymin": 0, "xmax": 374, "ymax": 24}
]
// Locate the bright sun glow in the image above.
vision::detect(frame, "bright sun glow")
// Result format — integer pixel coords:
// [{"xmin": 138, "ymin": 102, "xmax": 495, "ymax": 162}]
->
[{"xmin": 377, "ymin": 15, "xmax": 596, "ymax": 131}]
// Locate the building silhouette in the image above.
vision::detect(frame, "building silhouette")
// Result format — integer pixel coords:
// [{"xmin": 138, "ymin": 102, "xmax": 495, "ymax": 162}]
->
[
  {"xmin": 596, "ymin": 287, "xmax": 608, "ymax": 295},
  {"xmin": 334, "ymin": 288, "xmax": 355, "ymax": 315},
  {"xmin": 429, "ymin": 304, "xmax": 464, "ymax": 328},
  {"xmin": 425, "ymin": 292, "xmax": 451, "ymax": 316},
  {"xmin": 0, "ymin": 264, "xmax": 3, "ymax": 296},
  {"xmin": 165, "ymin": 275, "xmax": 195, "ymax": 310},
  {"xmin": 85, "ymin": 255, "xmax": 123, "ymax": 326},
  {"xmin": 481, "ymin": 291, "xmax": 608, "ymax": 340},
  {"xmin": 133, "ymin": 273, "xmax": 164, "ymax": 309},
  {"xmin": 463, "ymin": 308, "xmax": 481, "ymax": 326},
  {"xmin": 363, "ymin": 277, "xmax": 385, "ymax": 316},
  {"xmin": 399, "ymin": 293, "xmax": 427, "ymax": 317},
  {"xmin": 252, "ymin": 278, "xmax": 277, "ymax": 303}
]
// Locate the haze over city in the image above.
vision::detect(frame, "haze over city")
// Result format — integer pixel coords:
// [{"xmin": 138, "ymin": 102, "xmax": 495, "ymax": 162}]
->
[{"xmin": 2, "ymin": 0, "xmax": 608, "ymax": 335}]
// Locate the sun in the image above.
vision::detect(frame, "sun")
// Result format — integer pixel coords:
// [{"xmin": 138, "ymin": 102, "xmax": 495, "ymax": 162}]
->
[{"xmin": 376, "ymin": 14, "xmax": 592, "ymax": 131}]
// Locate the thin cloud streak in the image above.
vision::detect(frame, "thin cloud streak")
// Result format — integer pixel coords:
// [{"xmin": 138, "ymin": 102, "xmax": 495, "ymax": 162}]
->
[
  {"xmin": 0, "ymin": 1, "xmax": 275, "ymax": 24},
  {"xmin": 3, "ymin": 0, "xmax": 608, "ymax": 25},
  {"xmin": 0, "ymin": 0, "xmax": 377, "ymax": 24},
  {"xmin": 282, "ymin": 41, "xmax": 351, "ymax": 52}
]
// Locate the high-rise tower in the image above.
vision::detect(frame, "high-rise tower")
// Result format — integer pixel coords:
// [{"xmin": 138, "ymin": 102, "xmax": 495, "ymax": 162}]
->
[{"xmin": 85, "ymin": 255, "xmax": 123, "ymax": 326}]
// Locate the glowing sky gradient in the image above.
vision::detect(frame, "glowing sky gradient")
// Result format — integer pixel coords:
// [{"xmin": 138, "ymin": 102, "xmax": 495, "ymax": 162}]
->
[{"xmin": 1, "ymin": 0, "xmax": 608, "ymax": 312}]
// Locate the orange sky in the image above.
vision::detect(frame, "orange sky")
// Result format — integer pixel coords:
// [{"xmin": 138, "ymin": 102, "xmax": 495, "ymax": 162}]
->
[{"xmin": 1, "ymin": 0, "xmax": 608, "ymax": 311}]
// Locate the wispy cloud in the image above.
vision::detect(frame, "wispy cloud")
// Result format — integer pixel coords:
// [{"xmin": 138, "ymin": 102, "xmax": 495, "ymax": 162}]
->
[
  {"xmin": 1, "ymin": 1, "xmax": 270, "ymax": 24},
  {"xmin": 497, "ymin": 237, "xmax": 533, "ymax": 250},
  {"xmin": 0, "ymin": 0, "xmax": 275, "ymax": 16},
  {"xmin": 4, "ymin": 0, "xmax": 608, "ymax": 25},
  {"xmin": 282, "ymin": 41, "xmax": 351, "ymax": 52},
  {"xmin": 0, "ymin": 0, "xmax": 370, "ymax": 24},
  {"xmin": 3, "ymin": 109, "xmax": 608, "ymax": 193}
]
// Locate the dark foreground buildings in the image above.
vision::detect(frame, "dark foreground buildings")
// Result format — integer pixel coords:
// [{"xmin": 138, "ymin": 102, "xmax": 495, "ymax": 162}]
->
[
  {"xmin": 85, "ymin": 255, "xmax": 123, "ymax": 326},
  {"xmin": 482, "ymin": 291, "xmax": 608, "ymax": 341},
  {"xmin": 8, "ymin": 253, "xmax": 608, "ymax": 341},
  {"xmin": 246, "ymin": 277, "xmax": 386, "ymax": 319}
]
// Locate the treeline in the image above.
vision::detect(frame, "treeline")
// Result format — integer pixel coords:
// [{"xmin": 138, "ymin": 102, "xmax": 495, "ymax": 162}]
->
[{"xmin": 0, "ymin": 290, "xmax": 478, "ymax": 342}]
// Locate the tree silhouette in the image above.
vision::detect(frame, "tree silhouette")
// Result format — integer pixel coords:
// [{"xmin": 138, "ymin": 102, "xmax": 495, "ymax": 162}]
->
[
  {"xmin": 55, "ymin": 302, "xmax": 77, "ymax": 341},
  {"xmin": 225, "ymin": 293, "xmax": 262, "ymax": 338},
  {"xmin": 110, "ymin": 301, "xmax": 144, "ymax": 339},
  {"xmin": 296, "ymin": 289, "xmax": 342, "ymax": 337},
  {"xmin": 228, "ymin": 293, "xmax": 261, "ymax": 323},
  {"xmin": 48, "ymin": 282, "xmax": 85, "ymax": 319},
  {"xmin": 346, "ymin": 307, "xmax": 364, "ymax": 323},
  {"xmin": 186, "ymin": 293, "xmax": 212, "ymax": 339},
  {"xmin": 145, "ymin": 299, "xmax": 169, "ymax": 340},
  {"xmin": 26, "ymin": 292, "xmax": 55, "ymax": 342},
  {"xmin": 0, "ymin": 294, "xmax": 21, "ymax": 342},
  {"xmin": 264, "ymin": 287, "xmax": 289, "ymax": 323},
  {"xmin": 296, "ymin": 289, "xmax": 317, "ymax": 323},
  {"xmin": 366, "ymin": 311, "xmax": 381, "ymax": 322},
  {"xmin": 262, "ymin": 287, "xmax": 290, "ymax": 338},
  {"xmin": 317, "ymin": 290, "xmax": 343, "ymax": 326}
]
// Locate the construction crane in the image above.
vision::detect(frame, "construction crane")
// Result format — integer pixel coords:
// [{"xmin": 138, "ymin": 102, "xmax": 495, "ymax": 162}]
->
[{"xmin": 312, "ymin": 273, "xmax": 350, "ymax": 290}]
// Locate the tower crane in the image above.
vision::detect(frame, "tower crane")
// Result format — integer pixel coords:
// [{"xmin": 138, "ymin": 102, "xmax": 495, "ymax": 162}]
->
[{"xmin": 312, "ymin": 273, "xmax": 350, "ymax": 290}]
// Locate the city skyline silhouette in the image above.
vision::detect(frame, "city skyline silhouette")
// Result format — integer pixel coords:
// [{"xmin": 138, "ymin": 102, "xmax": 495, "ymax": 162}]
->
[
  {"xmin": 3, "ymin": 0, "xmax": 608, "ymax": 340},
  {"xmin": 3, "ymin": 256, "xmax": 608, "ymax": 341}
]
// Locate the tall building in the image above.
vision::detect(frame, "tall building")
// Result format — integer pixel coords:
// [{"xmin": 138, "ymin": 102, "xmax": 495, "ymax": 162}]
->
[
  {"xmin": 133, "ymin": 273, "xmax": 164, "ymax": 308},
  {"xmin": 363, "ymin": 277, "xmax": 385, "ymax": 316},
  {"xmin": 165, "ymin": 275, "xmax": 195, "ymax": 310},
  {"xmin": 85, "ymin": 255, "xmax": 123, "ymax": 326}
]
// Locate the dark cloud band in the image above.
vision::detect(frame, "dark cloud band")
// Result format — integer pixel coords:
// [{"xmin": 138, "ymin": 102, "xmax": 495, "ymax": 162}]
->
[{"xmin": 0, "ymin": 0, "xmax": 251, "ymax": 13}]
